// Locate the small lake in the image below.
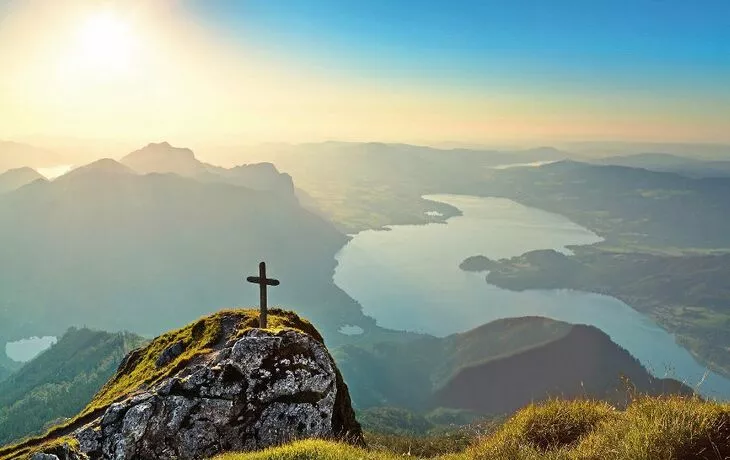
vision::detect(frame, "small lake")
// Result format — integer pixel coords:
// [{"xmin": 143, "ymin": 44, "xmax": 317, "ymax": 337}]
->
[
  {"xmin": 334, "ymin": 194, "xmax": 730, "ymax": 399},
  {"xmin": 6, "ymin": 336, "xmax": 57, "ymax": 362}
]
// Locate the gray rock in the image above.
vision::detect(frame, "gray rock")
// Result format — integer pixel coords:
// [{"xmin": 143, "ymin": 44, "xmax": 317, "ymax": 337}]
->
[
  {"xmin": 155, "ymin": 341, "xmax": 186, "ymax": 368},
  {"xmin": 34, "ymin": 328, "xmax": 362, "ymax": 460},
  {"xmin": 31, "ymin": 454, "xmax": 59, "ymax": 460},
  {"xmin": 30, "ymin": 443, "xmax": 84, "ymax": 460}
]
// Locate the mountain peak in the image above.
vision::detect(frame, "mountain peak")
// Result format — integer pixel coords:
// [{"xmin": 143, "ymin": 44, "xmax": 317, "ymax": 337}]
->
[
  {"xmin": 0, "ymin": 166, "xmax": 47, "ymax": 193},
  {"xmin": 121, "ymin": 142, "xmax": 201, "ymax": 176},
  {"xmin": 60, "ymin": 159, "xmax": 135, "ymax": 181},
  {"xmin": 2, "ymin": 166, "xmax": 41, "ymax": 176}
]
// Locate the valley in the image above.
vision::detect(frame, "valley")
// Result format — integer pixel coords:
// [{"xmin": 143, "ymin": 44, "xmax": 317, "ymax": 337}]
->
[
  {"xmin": 2, "ymin": 2, "xmax": 728, "ymax": 456},
  {"xmin": 2, "ymin": 141, "xmax": 730, "ymax": 449},
  {"xmin": 333, "ymin": 194, "xmax": 730, "ymax": 397},
  {"xmin": 249, "ymin": 145, "xmax": 730, "ymax": 390}
]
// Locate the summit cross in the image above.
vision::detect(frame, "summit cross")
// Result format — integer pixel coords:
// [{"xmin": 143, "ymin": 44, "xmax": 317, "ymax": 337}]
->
[{"xmin": 246, "ymin": 261, "xmax": 280, "ymax": 328}]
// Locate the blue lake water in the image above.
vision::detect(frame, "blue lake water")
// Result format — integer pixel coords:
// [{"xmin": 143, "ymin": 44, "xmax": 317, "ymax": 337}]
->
[
  {"xmin": 334, "ymin": 194, "xmax": 730, "ymax": 399},
  {"xmin": 6, "ymin": 336, "xmax": 57, "ymax": 362}
]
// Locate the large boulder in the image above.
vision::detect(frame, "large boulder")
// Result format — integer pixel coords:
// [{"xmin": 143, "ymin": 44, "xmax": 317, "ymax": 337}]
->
[{"xmin": 8, "ymin": 309, "xmax": 362, "ymax": 460}]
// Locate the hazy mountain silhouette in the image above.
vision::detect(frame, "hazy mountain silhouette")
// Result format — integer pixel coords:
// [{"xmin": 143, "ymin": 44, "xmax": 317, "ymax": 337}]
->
[
  {"xmin": 563, "ymin": 141, "xmax": 730, "ymax": 161},
  {"xmin": 122, "ymin": 142, "xmax": 295, "ymax": 198},
  {"xmin": 59, "ymin": 158, "xmax": 136, "ymax": 181},
  {"xmin": 0, "ymin": 141, "xmax": 61, "ymax": 171},
  {"xmin": 594, "ymin": 153, "xmax": 730, "ymax": 178},
  {"xmin": 0, "ymin": 167, "xmax": 46, "ymax": 194},
  {"xmin": 121, "ymin": 142, "xmax": 205, "ymax": 176},
  {"xmin": 0, "ymin": 158, "xmax": 369, "ymax": 346}
]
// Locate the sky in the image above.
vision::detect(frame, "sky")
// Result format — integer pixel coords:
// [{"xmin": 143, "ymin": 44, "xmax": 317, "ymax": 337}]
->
[{"xmin": 0, "ymin": 0, "xmax": 728, "ymax": 147}]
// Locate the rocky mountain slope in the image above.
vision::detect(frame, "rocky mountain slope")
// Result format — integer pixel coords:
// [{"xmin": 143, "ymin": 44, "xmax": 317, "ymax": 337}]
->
[{"xmin": 0, "ymin": 309, "xmax": 362, "ymax": 460}]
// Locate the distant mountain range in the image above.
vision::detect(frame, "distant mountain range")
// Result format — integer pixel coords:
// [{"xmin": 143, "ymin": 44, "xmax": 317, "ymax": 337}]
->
[
  {"xmin": 477, "ymin": 160, "xmax": 730, "ymax": 249},
  {"xmin": 0, "ymin": 142, "xmax": 62, "ymax": 172},
  {"xmin": 593, "ymin": 152, "xmax": 730, "ymax": 178},
  {"xmin": 562, "ymin": 141, "xmax": 730, "ymax": 161},
  {"xmin": 0, "ymin": 143, "xmax": 372, "ymax": 350},
  {"xmin": 237, "ymin": 142, "xmax": 571, "ymax": 232},
  {"xmin": 121, "ymin": 142, "xmax": 296, "ymax": 198}
]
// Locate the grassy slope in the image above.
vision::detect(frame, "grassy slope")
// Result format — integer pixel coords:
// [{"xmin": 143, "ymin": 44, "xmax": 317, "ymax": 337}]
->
[
  {"xmin": 0, "ymin": 308, "xmax": 321, "ymax": 460},
  {"xmin": 217, "ymin": 396, "xmax": 730, "ymax": 460},
  {"xmin": 0, "ymin": 328, "xmax": 147, "ymax": 445}
]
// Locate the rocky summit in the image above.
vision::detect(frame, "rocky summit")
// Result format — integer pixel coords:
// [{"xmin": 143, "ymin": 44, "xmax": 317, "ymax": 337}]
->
[{"xmin": 3, "ymin": 309, "xmax": 362, "ymax": 460}]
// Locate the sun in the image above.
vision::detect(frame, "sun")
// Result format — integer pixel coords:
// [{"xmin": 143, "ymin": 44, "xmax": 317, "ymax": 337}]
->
[{"xmin": 68, "ymin": 10, "xmax": 139, "ymax": 78}]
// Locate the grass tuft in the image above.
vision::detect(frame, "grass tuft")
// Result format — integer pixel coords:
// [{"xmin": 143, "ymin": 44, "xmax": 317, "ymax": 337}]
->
[{"xmin": 216, "ymin": 396, "xmax": 730, "ymax": 460}]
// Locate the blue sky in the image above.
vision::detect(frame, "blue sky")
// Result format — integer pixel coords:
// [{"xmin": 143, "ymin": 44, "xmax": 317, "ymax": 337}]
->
[
  {"xmin": 0, "ymin": 0, "xmax": 727, "ymax": 144},
  {"xmin": 184, "ymin": 0, "xmax": 730, "ymax": 90}
]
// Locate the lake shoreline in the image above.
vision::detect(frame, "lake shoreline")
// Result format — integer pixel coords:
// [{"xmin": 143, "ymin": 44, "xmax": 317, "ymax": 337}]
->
[
  {"xmin": 334, "ymin": 194, "xmax": 730, "ymax": 399},
  {"xmin": 463, "ymin": 245, "xmax": 730, "ymax": 383}
]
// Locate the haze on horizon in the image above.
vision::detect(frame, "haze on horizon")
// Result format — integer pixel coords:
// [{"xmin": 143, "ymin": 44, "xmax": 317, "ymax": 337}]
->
[{"xmin": 0, "ymin": 0, "xmax": 728, "ymax": 154}]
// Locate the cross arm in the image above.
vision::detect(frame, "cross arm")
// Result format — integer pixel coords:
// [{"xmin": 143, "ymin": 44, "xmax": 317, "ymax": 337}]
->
[{"xmin": 246, "ymin": 276, "xmax": 280, "ymax": 286}]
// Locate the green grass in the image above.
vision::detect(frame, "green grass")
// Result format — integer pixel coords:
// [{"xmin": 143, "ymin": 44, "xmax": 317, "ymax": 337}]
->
[
  {"xmin": 216, "ymin": 439, "xmax": 395, "ymax": 460},
  {"xmin": 216, "ymin": 396, "xmax": 730, "ymax": 460},
  {"xmin": 364, "ymin": 426, "xmax": 490, "ymax": 458}
]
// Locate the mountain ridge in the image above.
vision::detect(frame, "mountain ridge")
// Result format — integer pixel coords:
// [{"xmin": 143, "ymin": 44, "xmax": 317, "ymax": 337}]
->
[
  {"xmin": 434, "ymin": 323, "xmax": 691, "ymax": 414},
  {"xmin": 0, "ymin": 157, "xmax": 369, "ymax": 344}
]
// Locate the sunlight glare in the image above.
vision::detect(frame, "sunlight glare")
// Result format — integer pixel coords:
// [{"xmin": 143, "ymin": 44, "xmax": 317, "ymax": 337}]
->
[{"xmin": 66, "ymin": 10, "xmax": 139, "ymax": 79}]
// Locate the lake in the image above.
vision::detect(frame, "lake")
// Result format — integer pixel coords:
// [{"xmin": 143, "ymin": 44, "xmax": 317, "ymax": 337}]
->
[
  {"xmin": 6, "ymin": 336, "xmax": 57, "ymax": 362},
  {"xmin": 334, "ymin": 194, "xmax": 730, "ymax": 399}
]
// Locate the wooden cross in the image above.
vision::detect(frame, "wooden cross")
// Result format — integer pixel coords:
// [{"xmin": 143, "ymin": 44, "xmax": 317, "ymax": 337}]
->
[{"xmin": 246, "ymin": 261, "xmax": 280, "ymax": 328}]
